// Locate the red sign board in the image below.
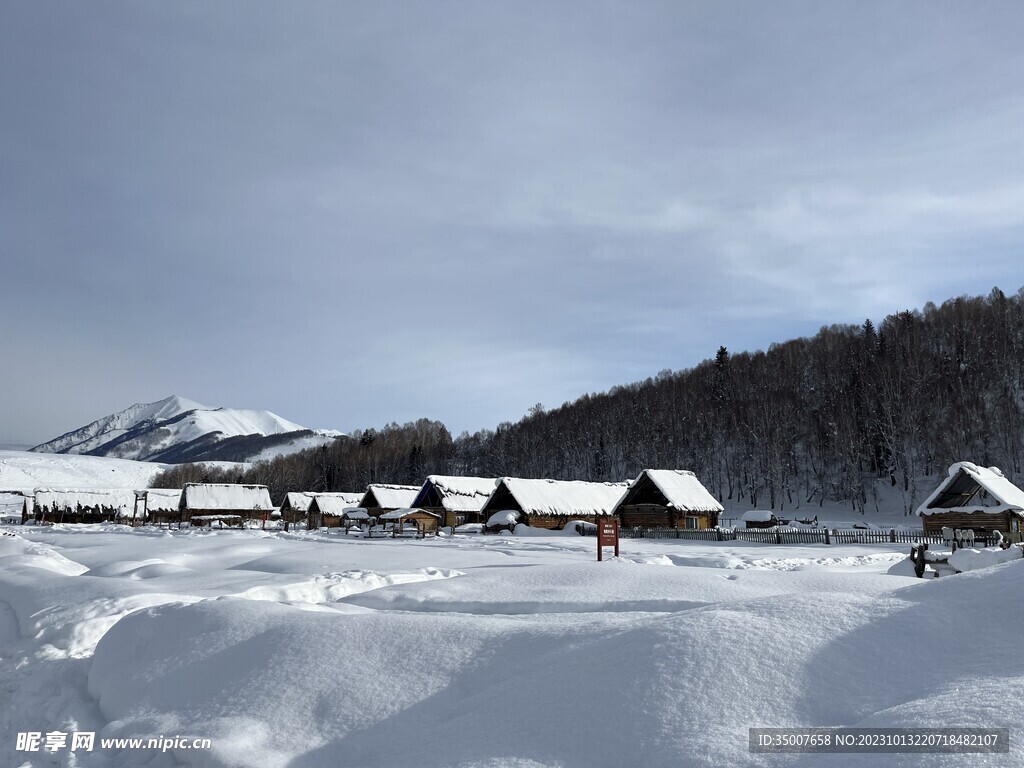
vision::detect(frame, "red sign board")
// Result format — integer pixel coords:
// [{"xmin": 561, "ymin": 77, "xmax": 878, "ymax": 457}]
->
[{"xmin": 597, "ymin": 518, "xmax": 619, "ymax": 561}]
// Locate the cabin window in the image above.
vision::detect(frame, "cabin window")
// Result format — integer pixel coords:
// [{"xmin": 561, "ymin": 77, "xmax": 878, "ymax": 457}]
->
[{"xmin": 684, "ymin": 516, "xmax": 699, "ymax": 530}]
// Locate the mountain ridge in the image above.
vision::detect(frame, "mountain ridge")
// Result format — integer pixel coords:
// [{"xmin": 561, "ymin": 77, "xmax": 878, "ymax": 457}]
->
[{"xmin": 30, "ymin": 396, "xmax": 339, "ymax": 464}]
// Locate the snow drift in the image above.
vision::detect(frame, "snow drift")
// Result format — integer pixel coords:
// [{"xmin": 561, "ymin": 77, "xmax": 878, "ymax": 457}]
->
[{"xmin": 3, "ymin": 527, "xmax": 1021, "ymax": 767}]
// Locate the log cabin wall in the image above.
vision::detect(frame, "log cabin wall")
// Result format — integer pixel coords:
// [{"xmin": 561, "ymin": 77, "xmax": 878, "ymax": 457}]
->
[
  {"xmin": 386, "ymin": 511, "xmax": 440, "ymax": 534},
  {"xmin": 522, "ymin": 514, "xmax": 568, "ymax": 530},
  {"xmin": 522, "ymin": 513, "xmax": 605, "ymax": 530},
  {"xmin": 416, "ymin": 505, "xmax": 455, "ymax": 527},
  {"xmin": 619, "ymin": 504, "xmax": 717, "ymax": 529},
  {"xmin": 619, "ymin": 504, "xmax": 670, "ymax": 528},
  {"xmin": 921, "ymin": 510, "xmax": 1021, "ymax": 536},
  {"xmin": 406, "ymin": 511, "xmax": 440, "ymax": 533}
]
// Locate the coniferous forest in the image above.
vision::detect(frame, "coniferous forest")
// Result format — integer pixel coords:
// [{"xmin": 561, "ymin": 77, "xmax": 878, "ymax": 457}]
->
[{"xmin": 153, "ymin": 288, "xmax": 1024, "ymax": 515}]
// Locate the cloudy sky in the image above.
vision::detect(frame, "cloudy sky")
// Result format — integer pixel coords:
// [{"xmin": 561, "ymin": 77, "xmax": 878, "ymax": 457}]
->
[{"xmin": 2, "ymin": 1, "xmax": 1023, "ymax": 445}]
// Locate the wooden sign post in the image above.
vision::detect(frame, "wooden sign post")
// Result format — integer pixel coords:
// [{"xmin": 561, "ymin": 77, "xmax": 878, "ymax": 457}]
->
[{"xmin": 597, "ymin": 518, "xmax": 619, "ymax": 561}]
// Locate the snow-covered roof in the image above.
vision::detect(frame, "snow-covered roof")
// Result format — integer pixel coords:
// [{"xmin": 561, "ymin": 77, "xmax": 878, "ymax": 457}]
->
[
  {"xmin": 282, "ymin": 492, "xmax": 362, "ymax": 514},
  {"xmin": 615, "ymin": 470, "xmax": 724, "ymax": 513},
  {"xmin": 311, "ymin": 495, "xmax": 366, "ymax": 516},
  {"xmin": 487, "ymin": 478, "xmax": 630, "ymax": 517},
  {"xmin": 415, "ymin": 476, "xmax": 497, "ymax": 512},
  {"xmin": 917, "ymin": 462, "xmax": 1024, "ymax": 516},
  {"xmin": 740, "ymin": 510, "xmax": 777, "ymax": 523},
  {"xmin": 363, "ymin": 484, "xmax": 420, "ymax": 510},
  {"xmin": 283, "ymin": 492, "xmax": 316, "ymax": 512},
  {"xmin": 379, "ymin": 507, "xmax": 441, "ymax": 521},
  {"xmin": 34, "ymin": 488, "xmax": 137, "ymax": 512},
  {"xmin": 181, "ymin": 483, "xmax": 273, "ymax": 511},
  {"xmin": 144, "ymin": 488, "xmax": 182, "ymax": 513}
]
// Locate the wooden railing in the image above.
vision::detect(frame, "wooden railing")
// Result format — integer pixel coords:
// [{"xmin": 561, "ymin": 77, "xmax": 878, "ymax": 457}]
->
[{"xmin": 608, "ymin": 527, "xmax": 998, "ymax": 547}]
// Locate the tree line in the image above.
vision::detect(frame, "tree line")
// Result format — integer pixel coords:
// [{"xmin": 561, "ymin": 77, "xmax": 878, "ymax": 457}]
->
[{"xmin": 153, "ymin": 287, "xmax": 1024, "ymax": 515}]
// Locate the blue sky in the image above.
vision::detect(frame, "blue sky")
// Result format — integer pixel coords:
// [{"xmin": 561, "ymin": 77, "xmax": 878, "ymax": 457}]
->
[{"xmin": 3, "ymin": 1, "xmax": 1023, "ymax": 444}]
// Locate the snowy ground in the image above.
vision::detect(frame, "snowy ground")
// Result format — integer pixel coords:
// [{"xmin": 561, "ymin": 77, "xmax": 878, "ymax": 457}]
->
[{"xmin": 1, "ymin": 525, "xmax": 1020, "ymax": 768}]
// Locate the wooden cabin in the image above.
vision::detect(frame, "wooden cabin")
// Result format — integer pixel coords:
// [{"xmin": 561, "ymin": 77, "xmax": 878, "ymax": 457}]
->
[
  {"xmin": 613, "ymin": 470, "xmax": 723, "ymax": 530},
  {"xmin": 379, "ymin": 507, "xmax": 441, "ymax": 537},
  {"xmin": 360, "ymin": 484, "xmax": 420, "ymax": 520},
  {"xmin": 481, "ymin": 477, "xmax": 629, "ymax": 531},
  {"xmin": 180, "ymin": 483, "xmax": 274, "ymax": 525},
  {"xmin": 410, "ymin": 476, "xmax": 497, "ymax": 527},
  {"xmin": 917, "ymin": 462, "xmax": 1024, "ymax": 542},
  {"xmin": 33, "ymin": 488, "xmax": 137, "ymax": 524},
  {"xmin": 280, "ymin": 492, "xmax": 316, "ymax": 525},
  {"xmin": 307, "ymin": 493, "xmax": 365, "ymax": 529}
]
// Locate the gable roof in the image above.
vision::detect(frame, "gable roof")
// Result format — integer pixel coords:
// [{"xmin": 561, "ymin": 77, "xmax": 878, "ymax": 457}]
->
[
  {"xmin": 181, "ymin": 483, "xmax": 273, "ymax": 511},
  {"xmin": 282, "ymin": 492, "xmax": 316, "ymax": 513},
  {"xmin": 362, "ymin": 484, "xmax": 420, "ymax": 510},
  {"xmin": 281, "ymin": 492, "xmax": 363, "ymax": 513},
  {"xmin": 614, "ymin": 470, "xmax": 724, "ymax": 513},
  {"xmin": 413, "ymin": 476, "xmax": 497, "ymax": 512},
  {"xmin": 917, "ymin": 462, "xmax": 1024, "ymax": 516},
  {"xmin": 485, "ymin": 477, "xmax": 629, "ymax": 517}
]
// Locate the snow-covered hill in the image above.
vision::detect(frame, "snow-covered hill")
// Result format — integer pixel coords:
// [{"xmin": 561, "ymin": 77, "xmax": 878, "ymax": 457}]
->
[
  {"xmin": 30, "ymin": 396, "xmax": 341, "ymax": 463},
  {"xmin": 0, "ymin": 450, "xmax": 170, "ymax": 492}
]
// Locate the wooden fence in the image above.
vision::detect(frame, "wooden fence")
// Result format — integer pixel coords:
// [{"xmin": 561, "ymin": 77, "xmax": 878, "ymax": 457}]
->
[{"xmin": 605, "ymin": 527, "xmax": 998, "ymax": 547}]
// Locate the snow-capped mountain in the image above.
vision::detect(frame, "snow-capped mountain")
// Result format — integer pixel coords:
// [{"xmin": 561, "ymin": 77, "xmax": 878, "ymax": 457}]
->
[{"xmin": 31, "ymin": 396, "xmax": 340, "ymax": 463}]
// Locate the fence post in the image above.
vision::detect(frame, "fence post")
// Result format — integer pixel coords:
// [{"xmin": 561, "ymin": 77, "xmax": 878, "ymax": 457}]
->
[{"xmin": 824, "ymin": 528, "xmax": 831, "ymax": 545}]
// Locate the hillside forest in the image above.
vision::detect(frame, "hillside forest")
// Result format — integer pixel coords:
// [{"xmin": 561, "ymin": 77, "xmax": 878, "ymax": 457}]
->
[{"xmin": 153, "ymin": 288, "xmax": 1024, "ymax": 516}]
